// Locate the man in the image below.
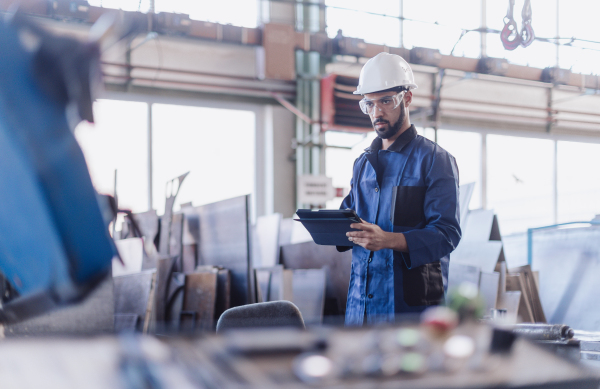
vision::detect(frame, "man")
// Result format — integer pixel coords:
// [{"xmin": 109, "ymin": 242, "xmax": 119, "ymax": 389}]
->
[{"xmin": 339, "ymin": 52, "xmax": 461, "ymax": 326}]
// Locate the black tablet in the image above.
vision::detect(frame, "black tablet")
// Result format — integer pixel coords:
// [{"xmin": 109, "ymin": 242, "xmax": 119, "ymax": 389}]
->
[{"xmin": 294, "ymin": 209, "xmax": 362, "ymax": 246}]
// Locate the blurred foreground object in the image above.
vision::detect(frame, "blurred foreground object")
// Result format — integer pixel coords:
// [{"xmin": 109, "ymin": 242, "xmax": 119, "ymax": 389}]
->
[
  {"xmin": 445, "ymin": 282, "xmax": 486, "ymax": 322},
  {"xmin": 0, "ymin": 13, "xmax": 116, "ymax": 323},
  {"xmin": 0, "ymin": 321, "xmax": 597, "ymax": 389}
]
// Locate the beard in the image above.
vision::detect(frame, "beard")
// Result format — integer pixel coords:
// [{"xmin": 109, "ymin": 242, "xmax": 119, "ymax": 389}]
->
[{"xmin": 372, "ymin": 103, "xmax": 406, "ymax": 139}]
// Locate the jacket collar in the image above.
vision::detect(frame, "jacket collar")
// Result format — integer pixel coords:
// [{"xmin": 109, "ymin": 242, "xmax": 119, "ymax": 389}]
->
[{"xmin": 365, "ymin": 124, "xmax": 417, "ymax": 154}]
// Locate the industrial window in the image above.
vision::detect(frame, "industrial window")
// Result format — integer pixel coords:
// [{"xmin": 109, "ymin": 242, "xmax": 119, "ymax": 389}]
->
[
  {"xmin": 557, "ymin": 140, "xmax": 600, "ymax": 223},
  {"xmin": 486, "ymin": 134, "xmax": 554, "ymax": 235},
  {"xmin": 86, "ymin": 0, "xmax": 151, "ymax": 12},
  {"xmin": 325, "ymin": 0, "xmax": 401, "ymax": 47},
  {"xmin": 324, "ymin": 0, "xmax": 599, "ymax": 73},
  {"xmin": 325, "ymin": 131, "xmax": 377, "ymax": 209},
  {"xmin": 416, "ymin": 127, "xmax": 435, "ymax": 141},
  {"xmin": 86, "ymin": 0, "xmax": 259, "ymax": 28},
  {"xmin": 557, "ymin": 0, "xmax": 600, "ymax": 75},
  {"xmin": 155, "ymin": 0, "xmax": 259, "ymax": 28},
  {"xmin": 403, "ymin": 0, "xmax": 480, "ymax": 57},
  {"xmin": 436, "ymin": 129, "xmax": 482, "ymax": 209},
  {"xmin": 151, "ymin": 104, "xmax": 255, "ymax": 215},
  {"xmin": 75, "ymin": 99, "xmax": 149, "ymax": 213}
]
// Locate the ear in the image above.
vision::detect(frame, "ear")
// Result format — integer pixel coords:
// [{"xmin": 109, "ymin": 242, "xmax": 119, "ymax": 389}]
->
[{"xmin": 404, "ymin": 90, "xmax": 413, "ymax": 107}]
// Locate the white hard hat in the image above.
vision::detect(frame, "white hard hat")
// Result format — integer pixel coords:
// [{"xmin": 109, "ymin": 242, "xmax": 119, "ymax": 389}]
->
[{"xmin": 354, "ymin": 52, "xmax": 418, "ymax": 95}]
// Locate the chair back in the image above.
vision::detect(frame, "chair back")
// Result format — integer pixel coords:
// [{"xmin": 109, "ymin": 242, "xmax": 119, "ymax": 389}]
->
[{"xmin": 216, "ymin": 301, "xmax": 305, "ymax": 332}]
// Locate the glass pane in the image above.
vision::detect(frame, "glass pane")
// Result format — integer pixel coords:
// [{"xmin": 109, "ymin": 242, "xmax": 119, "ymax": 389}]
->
[
  {"xmin": 486, "ymin": 134, "xmax": 554, "ymax": 234},
  {"xmin": 557, "ymin": 141, "xmax": 600, "ymax": 223},
  {"xmin": 404, "ymin": 0, "xmax": 480, "ymax": 29},
  {"xmin": 325, "ymin": 130, "xmax": 370, "ymax": 149},
  {"xmin": 403, "ymin": 21, "xmax": 480, "ymax": 57},
  {"xmin": 326, "ymin": 0, "xmax": 400, "ymax": 17},
  {"xmin": 558, "ymin": 0, "xmax": 600, "ymax": 43},
  {"xmin": 87, "ymin": 0, "xmax": 150, "ymax": 12},
  {"xmin": 152, "ymin": 104, "xmax": 255, "ymax": 215},
  {"xmin": 75, "ymin": 99, "xmax": 148, "ymax": 213},
  {"xmin": 88, "ymin": 0, "xmax": 259, "ymax": 25},
  {"xmin": 558, "ymin": 45, "xmax": 600, "ymax": 76},
  {"xmin": 325, "ymin": 0, "xmax": 400, "ymax": 47},
  {"xmin": 437, "ymin": 129, "xmax": 482, "ymax": 209},
  {"xmin": 155, "ymin": 0, "xmax": 258, "ymax": 27},
  {"xmin": 403, "ymin": 0, "xmax": 480, "ymax": 57},
  {"xmin": 416, "ymin": 126, "xmax": 435, "ymax": 141},
  {"xmin": 558, "ymin": 0, "xmax": 600, "ymax": 73},
  {"xmin": 325, "ymin": 131, "xmax": 377, "ymax": 209}
]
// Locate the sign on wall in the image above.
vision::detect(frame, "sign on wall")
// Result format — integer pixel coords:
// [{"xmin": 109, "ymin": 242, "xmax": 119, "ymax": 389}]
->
[{"xmin": 297, "ymin": 175, "xmax": 335, "ymax": 206}]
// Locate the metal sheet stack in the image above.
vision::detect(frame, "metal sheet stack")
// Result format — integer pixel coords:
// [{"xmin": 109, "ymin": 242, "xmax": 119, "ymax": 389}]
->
[
  {"xmin": 250, "ymin": 213, "xmax": 336, "ymax": 326},
  {"xmin": 280, "ymin": 241, "xmax": 351, "ymax": 323},
  {"xmin": 113, "ymin": 188, "xmax": 334, "ymax": 332},
  {"xmin": 253, "ymin": 265, "xmax": 327, "ymax": 326},
  {"xmin": 504, "ymin": 226, "xmax": 600, "ymax": 332},
  {"xmin": 506, "ymin": 265, "xmax": 546, "ymax": 323},
  {"xmin": 112, "ymin": 193, "xmax": 252, "ymax": 333},
  {"xmin": 450, "ymin": 183, "xmax": 546, "ymax": 323}
]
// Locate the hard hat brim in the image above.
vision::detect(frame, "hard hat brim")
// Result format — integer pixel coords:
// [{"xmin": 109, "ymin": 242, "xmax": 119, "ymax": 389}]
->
[{"xmin": 353, "ymin": 83, "xmax": 418, "ymax": 95}]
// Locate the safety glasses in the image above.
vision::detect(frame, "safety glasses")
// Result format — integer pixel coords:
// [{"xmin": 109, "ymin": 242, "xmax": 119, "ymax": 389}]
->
[{"xmin": 359, "ymin": 91, "xmax": 405, "ymax": 115}]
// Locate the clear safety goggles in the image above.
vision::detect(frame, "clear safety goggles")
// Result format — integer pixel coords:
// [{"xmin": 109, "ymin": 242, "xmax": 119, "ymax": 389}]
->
[{"xmin": 359, "ymin": 91, "xmax": 406, "ymax": 115}]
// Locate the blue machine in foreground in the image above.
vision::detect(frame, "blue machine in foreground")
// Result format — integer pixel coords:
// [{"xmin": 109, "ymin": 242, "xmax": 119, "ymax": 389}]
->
[{"xmin": 0, "ymin": 15, "xmax": 116, "ymax": 322}]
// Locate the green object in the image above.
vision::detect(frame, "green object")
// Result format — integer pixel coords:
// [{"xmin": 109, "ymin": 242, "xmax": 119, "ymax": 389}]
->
[
  {"xmin": 397, "ymin": 328, "xmax": 420, "ymax": 348},
  {"xmin": 401, "ymin": 353, "xmax": 425, "ymax": 373},
  {"xmin": 446, "ymin": 282, "xmax": 486, "ymax": 320}
]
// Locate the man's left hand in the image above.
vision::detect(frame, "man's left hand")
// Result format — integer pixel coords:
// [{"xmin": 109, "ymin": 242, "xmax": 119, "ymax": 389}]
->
[{"xmin": 347, "ymin": 220, "xmax": 391, "ymax": 251}]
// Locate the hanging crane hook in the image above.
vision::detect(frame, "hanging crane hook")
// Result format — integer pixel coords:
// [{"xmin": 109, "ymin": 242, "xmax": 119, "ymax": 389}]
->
[
  {"xmin": 501, "ymin": 0, "xmax": 521, "ymax": 50},
  {"xmin": 520, "ymin": 0, "xmax": 535, "ymax": 48}
]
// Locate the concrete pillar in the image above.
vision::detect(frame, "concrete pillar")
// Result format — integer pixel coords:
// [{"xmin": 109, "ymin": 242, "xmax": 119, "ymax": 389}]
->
[
  {"xmin": 272, "ymin": 106, "xmax": 297, "ymax": 217},
  {"xmin": 257, "ymin": 104, "xmax": 296, "ymax": 218}
]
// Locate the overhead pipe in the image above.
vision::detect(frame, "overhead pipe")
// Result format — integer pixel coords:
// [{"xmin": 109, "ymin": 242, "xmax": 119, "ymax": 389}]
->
[
  {"xmin": 441, "ymin": 108, "xmax": 554, "ymax": 124},
  {"xmin": 102, "ymin": 61, "xmax": 278, "ymax": 83},
  {"xmin": 104, "ymin": 62, "xmax": 600, "ymax": 127},
  {"xmin": 103, "ymin": 74, "xmax": 294, "ymax": 99}
]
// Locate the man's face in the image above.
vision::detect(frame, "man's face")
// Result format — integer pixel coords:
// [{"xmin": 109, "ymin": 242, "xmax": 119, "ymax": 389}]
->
[{"xmin": 363, "ymin": 91, "xmax": 408, "ymax": 139}]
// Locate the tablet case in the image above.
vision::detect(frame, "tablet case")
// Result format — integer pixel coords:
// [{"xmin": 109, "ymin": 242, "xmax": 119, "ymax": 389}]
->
[{"xmin": 294, "ymin": 209, "xmax": 360, "ymax": 246}]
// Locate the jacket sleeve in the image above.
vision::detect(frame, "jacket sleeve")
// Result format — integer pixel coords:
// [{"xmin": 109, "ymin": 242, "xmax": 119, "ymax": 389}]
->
[{"xmin": 400, "ymin": 148, "xmax": 461, "ymax": 268}]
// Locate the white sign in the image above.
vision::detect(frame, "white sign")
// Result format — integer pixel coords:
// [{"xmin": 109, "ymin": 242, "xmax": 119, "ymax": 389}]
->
[{"xmin": 297, "ymin": 175, "xmax": 335, "ymax": 205}]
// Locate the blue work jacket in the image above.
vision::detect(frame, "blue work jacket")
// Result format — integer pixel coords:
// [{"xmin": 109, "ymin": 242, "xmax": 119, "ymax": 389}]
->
[{"xmin": 339, "ymin": 125, "xmax": 461, "ymax": 326}]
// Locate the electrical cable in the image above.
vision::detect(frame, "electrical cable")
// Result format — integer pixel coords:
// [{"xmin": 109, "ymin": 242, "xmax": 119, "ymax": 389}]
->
[{"xmin": 453, "ymin": 28, "xmax": 600, "ymax": 54}]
